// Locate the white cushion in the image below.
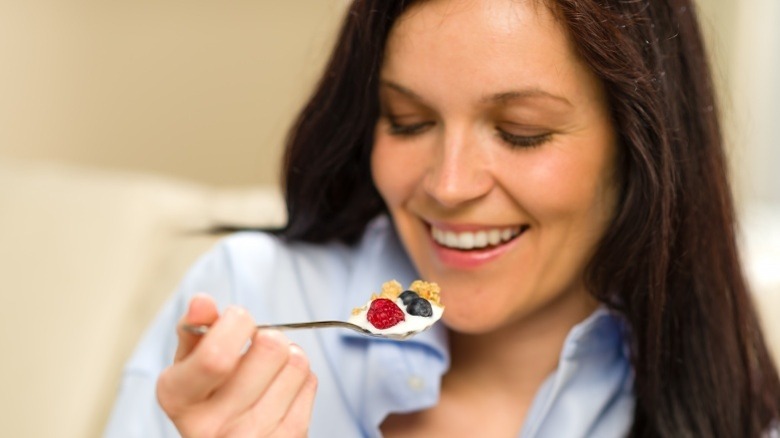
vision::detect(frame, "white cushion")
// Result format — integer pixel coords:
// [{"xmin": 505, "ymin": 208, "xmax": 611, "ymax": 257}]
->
[{"xmin": 0, "ymin": 159, "xmax": 284, "ymax": 438}]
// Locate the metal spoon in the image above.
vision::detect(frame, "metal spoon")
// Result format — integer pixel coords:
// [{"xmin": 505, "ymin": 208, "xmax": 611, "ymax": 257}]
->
[{"xmin": 181, "ymin": 320, "xmax": 423, "ymax": 341}]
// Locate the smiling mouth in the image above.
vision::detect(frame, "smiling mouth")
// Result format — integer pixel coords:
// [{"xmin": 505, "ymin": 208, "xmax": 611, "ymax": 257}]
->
[{"xmin": 429, "ymin": 224, "xmax": 530, "ymax": 251}]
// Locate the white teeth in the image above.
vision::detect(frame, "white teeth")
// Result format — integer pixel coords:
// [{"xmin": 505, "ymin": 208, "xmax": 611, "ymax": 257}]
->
[
  {"xmin": 445, "ymin": 231, "xmax": 458, "ymax": 247},
  {"xmin": 432, "ymin": 228, "xmax": 444, "ymax": 242},
  {"xmin": 488, "ymin": 229, "xmax": 501, "ymax": 245},
  {"xmin": 474, "ymin": 231, "xmax": 488, "ymax": 248},
  {"xmin": 431, "ymin": 225, "xmax": 523, "ymax": 250},
  {"xmin": 458, "ymin": 232, "xmax": 475, "ymax": 249}
]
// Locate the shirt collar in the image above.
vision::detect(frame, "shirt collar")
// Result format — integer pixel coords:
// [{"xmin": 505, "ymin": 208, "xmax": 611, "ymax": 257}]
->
[
  {"xmin": 520, "ymin": 307, "xmax": 633, "ymax": 437},
  {"xmin": 559, "ymin": 305, "xmax": 629, "ymax": 361}
]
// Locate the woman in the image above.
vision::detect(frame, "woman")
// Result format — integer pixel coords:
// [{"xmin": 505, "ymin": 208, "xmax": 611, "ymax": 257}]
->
[{"xmin": 106, "ymin": 0, "xmax": 780, "ymax": 436}]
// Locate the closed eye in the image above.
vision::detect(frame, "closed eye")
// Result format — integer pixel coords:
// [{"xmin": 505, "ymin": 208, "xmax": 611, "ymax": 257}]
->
[
  {"xmin": 497, "ymin": 129, "xmax": 552, "ymax": 149},
  {"xmin": 388, "ymin": 120, "xmax": 436, "ymax": 136}
]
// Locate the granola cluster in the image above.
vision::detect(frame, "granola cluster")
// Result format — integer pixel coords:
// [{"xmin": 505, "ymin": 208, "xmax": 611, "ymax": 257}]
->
[
  {"xmin": 351, "ymin": 279, "xmax": 442, "ymax": 315},
  {"xmin": 408, "ymin": 280, "xmax": 442, "ymax": 305}
]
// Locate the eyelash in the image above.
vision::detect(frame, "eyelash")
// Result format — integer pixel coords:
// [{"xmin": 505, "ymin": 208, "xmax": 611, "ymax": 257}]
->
[
  {"xmin": 388, "ymin": 120, "xmax": 434, "ymax": 136},
  {"xmin": 497, "ymin": 130, "xmax": 552, "ymax": 149},
  {"xmin": 386, "ymin": 119, "xmax": 552, "ymax": 149}
]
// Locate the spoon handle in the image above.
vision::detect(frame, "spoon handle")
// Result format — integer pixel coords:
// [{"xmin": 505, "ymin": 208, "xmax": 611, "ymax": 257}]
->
[
  {"xmin": 181, "ymin": 320, "xmax": 373, "ymax": 337},
  {"xmin": 181, "ymin": 320, "xmax": 419, "ymax": 340}
]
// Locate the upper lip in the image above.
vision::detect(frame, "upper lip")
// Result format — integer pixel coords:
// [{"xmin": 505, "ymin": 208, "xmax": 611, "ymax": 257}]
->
[{"xmin": 425, "ymin": 220, "xmax": 528, "ymax": 232}]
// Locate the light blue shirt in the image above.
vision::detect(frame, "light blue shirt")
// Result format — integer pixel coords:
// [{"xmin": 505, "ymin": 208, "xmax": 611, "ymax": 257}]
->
[{"xmin": 105, "ymin": 216, "xmax": 635, "ymax": 437}]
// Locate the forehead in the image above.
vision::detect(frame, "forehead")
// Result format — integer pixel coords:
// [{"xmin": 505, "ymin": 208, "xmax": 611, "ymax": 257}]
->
[
  {"xmin": 381, "ymin": 0, "xmax": 594, "ymax": 104},
  {"xmin": 395, "ymin": 0, "xmax": 555, "ymax": 35},
  {"xmin": 387, "ymin": 0, "xmax": 568, "ymax": 62}
]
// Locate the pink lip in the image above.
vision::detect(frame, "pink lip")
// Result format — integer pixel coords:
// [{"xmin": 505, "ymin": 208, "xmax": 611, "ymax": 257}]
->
[{"xmin": 426, "ymin": 222, "xmax": 528, "ymax": 270}]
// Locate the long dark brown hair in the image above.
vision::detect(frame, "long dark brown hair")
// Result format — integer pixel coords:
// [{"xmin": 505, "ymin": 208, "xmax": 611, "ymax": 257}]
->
[{"xmin": 277, "ymin": 0, "xmax": 780, "ymax": 435}]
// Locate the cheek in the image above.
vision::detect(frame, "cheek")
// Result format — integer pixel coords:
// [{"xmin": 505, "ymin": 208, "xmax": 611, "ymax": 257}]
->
[
  {"xmin": 370, "ymin": 134, "xmax": 426, "ymax": 208},
  {"xmin": 509, "ymin": 143, "xmax": 616, "ymax": 224},
  {"xmin": 370, "ymin": 138, "xmax": 398, "ymax": 206}
]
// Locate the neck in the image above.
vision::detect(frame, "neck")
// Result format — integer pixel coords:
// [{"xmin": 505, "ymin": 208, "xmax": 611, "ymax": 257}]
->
[{"xmin": 446, "ymin": 292, "xmax": 598, "ymax": 403}]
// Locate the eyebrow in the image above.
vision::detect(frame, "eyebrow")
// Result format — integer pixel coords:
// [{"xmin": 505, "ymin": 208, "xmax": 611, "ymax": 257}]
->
[
  {"xmin": 380, "ymin": 80, "xmax": 572, "ymax": 108},
  {"xmin": 380, "ymin": 81, "xmax": 430, "ymax": 106},
  {"xmin": 486, "ymin": 89, "xmax": 573, "ymax": 107}
]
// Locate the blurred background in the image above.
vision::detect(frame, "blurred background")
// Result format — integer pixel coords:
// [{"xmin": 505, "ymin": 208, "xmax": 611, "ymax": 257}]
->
[
  {"xmin": 0, "ymin": 1, "xmax": 778, "ymax": 437},
  {"xmin": 0, "ymin": 0, "xmax": 348, "ymax": 186}
]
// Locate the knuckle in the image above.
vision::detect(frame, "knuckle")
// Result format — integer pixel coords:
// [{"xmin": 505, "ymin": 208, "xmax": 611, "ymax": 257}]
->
[
  {"xmin": 282, "ymin": 359, "xmax": 311, "ymax": 385},
  {"xmin": 286, "ymin": 348, "xmax": 310, "ymax": 373},
  {"xmin": 155, "ymin": 369, "xmax": 177, "ymax": 413},
  {"xmin": 258, "ymin": 341, "xmax": 290, "ymax": 365},
  {"xmin": 182, "ymin": 418, "xmax": 222, "ymax": 438},
  {"xmin": 251, "ymin": 332, "xmax": 291, "ymax": 363},
  {"xmin": 223, "ymin": 415, "xmax": 273, "ymax": 438},
  {"xmin": 234, "ymin": 308, "xmax": 255, "ymax": 329},
  {"xmin": 308, "ymin": 373, "xmax": 319, "ymax": 390},
  {"xmin": 273, "ymin": 421, "xmax": 309, "ymax": 438},
  {"xmin": 156, "ymin": 368, "xmax": 225, "ymax": 438},
  {"xmin": 195, "ymin": 343, "xmax": 236, "ymax": 376}
]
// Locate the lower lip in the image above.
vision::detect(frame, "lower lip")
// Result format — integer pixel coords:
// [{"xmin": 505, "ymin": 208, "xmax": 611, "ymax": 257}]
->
[{"xmin": 429, "ymin": 228, "xmax": 526, "ymax": 269}]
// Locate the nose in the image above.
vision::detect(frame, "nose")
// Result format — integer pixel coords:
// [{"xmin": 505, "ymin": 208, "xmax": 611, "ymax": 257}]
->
[{"xmin": 423, "ymin": 128, "xmax": 494, "ymax": 208}]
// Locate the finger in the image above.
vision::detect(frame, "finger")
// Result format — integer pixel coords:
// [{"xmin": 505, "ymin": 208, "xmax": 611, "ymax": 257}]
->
[
  {"xmin": 161, "ymin": 306, "xmax": 257, "ymax": 407},
  {"xmin": 276, "ymin": 372, "xmax": 318, "ymax": 437},
  {"xmin": 209, "ymin": 329, "xmax": 291, "ymax": 415},
  {"xmin": 243, "ymin": 344, "xmax": 312, "ymax": 434},
  {"xmin": 174, "ymin": 294, "xmax": 219, "ymax": 363}
]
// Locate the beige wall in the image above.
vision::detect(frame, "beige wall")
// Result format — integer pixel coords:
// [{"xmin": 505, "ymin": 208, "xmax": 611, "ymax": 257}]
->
[
  {"xmin": 0, "ymin": 0, "xmax": 348, "ymax": 187},
  {"xmin": 1, "ymin": 0, "xmax": 774, "ymax": 201},
  {"xmin": 729, "ymin": 0, "xmax": 780, "ymax": 205}
]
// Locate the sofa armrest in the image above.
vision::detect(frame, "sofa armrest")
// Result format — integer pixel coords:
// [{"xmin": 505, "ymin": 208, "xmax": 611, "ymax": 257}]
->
[{"xmin": 0, "ymin": 160, "xmax": 285, "ymax": 438}]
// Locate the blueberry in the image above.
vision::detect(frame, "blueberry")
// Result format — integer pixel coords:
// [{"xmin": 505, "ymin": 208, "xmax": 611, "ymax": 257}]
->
[
  {"xmin": 407, "ymin": 297, "xmax": 433, "ymax": 317},
  {"xmin": 399, "ymin": 290, "xmax": 419, "ymax": 305}
]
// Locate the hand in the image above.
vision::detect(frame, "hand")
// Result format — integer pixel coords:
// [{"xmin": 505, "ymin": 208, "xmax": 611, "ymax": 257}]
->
[{"xmin": 156, "ymin": 294, "xmax": 318, "ymax": 437}]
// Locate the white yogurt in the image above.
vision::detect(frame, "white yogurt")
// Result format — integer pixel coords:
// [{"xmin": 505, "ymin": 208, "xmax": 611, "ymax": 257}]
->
[{"xmin": 348, "ymin": 297, "xmax": 444, "ymax": 337}]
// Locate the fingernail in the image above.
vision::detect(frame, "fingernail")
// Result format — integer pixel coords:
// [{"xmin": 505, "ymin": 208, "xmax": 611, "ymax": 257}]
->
[
  {"xmin": 189, "ymin": 293, "xmax": 212, "ymax": 309},
  {"xmin": 288, "ymin": 344, "xmax": 309, "ymax": 368},
  {"xmin": 223, "ymin": 305, "xmax": 246, "ymax": 319},
  {"xmin": 257, "ymin": 329, "xmax": 288, "ymax": 345}
]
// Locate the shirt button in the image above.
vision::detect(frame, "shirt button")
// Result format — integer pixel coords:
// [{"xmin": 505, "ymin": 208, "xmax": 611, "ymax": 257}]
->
[{"xmin": 407, "ymin": 376, "xmax": 425, "ymax": 391}]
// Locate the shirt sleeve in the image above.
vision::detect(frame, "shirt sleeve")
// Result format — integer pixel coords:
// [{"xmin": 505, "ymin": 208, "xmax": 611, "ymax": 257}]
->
[{"xmin": 103, "ymin": 240, "xmax": 237, "ymax": 438}]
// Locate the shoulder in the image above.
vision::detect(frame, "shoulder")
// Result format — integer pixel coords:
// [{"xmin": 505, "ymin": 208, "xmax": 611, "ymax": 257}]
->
[
  {"xmin": 210, "ymin": 216, "xmax": 402, "ymax": 284},
  {"xmin": 183, "ymin": 231, "xmax": 351, "ymax": 315},
  {"xmin": 214, "ymin": 231, "xmax": 355, "ymax": 284}
]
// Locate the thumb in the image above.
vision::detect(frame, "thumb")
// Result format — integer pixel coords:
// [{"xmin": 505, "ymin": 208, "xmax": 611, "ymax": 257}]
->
[{"xmin": 174, "ymin": 293, "xmax": 219, "ymax": 363}]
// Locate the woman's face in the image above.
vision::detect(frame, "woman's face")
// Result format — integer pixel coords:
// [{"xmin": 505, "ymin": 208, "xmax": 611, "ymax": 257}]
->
[{"xmin": 371, "ymin": 0, "xmax": 618, "ymax": 333}]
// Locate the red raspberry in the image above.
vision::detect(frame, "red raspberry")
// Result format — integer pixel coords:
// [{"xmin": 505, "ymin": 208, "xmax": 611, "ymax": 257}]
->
[{"xmin": 366, "ymin": 298, "xmax": 405, "ymax": 329}]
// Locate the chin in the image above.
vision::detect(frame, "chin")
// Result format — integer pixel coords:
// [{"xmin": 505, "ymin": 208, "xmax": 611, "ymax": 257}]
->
[
  {"xmin": 438, "ymin": 301, "xmax": 514, "ymax": 334},
  {"xmin": 441, "ymin": 315, "xmax": 508, "ymax": 335}
]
